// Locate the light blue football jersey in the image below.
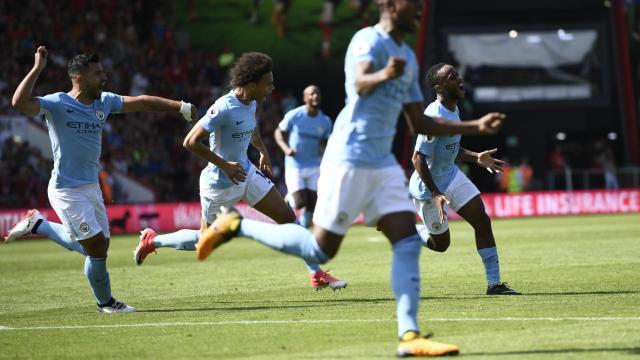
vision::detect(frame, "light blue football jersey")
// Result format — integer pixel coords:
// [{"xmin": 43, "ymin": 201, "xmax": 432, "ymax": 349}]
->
[
  {"xmin": 322, "ymin": 24, "xmax": 423, "ymax": 168},
  {"xmin": 409, "ymin": 101, "xmax": 461, "ymax": 200},
  {"xmin": 199, "ymin": 90, "xmax": 256, "ymax": 189},
  {"xmin": 37, "ymin": 91, "xmax": 123, "ymax": 189},
  {"xmin": 278, "ymin": 105, "xmax": 332, "ymax": 168}
]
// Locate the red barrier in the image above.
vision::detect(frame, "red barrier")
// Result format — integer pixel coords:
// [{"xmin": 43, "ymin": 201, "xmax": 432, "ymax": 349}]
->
[{"xmin": 2, "ymin": 189, "xmax": 638, "ymax": 237}]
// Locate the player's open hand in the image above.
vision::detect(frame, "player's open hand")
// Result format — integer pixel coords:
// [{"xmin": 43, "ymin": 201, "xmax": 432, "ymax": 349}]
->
[
  {"xmin": 477, "ymin": 148, "xmax": 506, "ymax": 174},
  {"xmin": 259, "ymin": 153, "xmax": 273, "ymax": 178},
  {"xmin": 34, "ymin": 46, "xmax": 48, "ymax": 70},
  {"xmin": 434, "ymin": 193, "xmax": 450, "ymax": 224},
  {"xmin": 222, "ymin": 161, "xmax": 247, "ymax": 184},
  {"xmin": 477, "ymin": 112, "xmax": 506, "ymax": 135},
  {"xmin": 384, "ymin": 57, "xmax": 406, "ymax": 80}
]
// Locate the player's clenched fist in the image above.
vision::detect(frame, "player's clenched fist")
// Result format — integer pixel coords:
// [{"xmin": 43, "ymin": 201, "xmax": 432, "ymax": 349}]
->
[{"xmin": 384, "ymin": 57, "xmax": 406, "ymax": 80}]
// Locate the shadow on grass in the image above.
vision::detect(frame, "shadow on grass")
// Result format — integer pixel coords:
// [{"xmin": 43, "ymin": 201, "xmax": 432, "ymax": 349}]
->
[
  {"xmin": 464, "ymin": 347, "xmax": 640, "ymax": 357},
  {"xmin": 523, "ymin": 290, "xmax": 640, "ymax": 296}
]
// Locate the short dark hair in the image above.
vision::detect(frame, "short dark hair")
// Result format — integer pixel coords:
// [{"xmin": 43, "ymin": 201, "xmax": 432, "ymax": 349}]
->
[
  {"xmin": 426, "ymin": 62, "xmax": 447, "ymax": 89},
  {"xmin": 229, "ymin": 52, "xmax": 273, "ymax": 87},
  {"xmin": 67, "ymin": 53, "xmax": 100, "ymax": 78}
]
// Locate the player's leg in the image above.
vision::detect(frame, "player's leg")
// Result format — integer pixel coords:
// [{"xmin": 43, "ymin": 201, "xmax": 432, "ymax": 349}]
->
[
  {"xmin": 53, "ymin": 184, "xmax": 134, "ymax": 312},
  {"xmin": 245, "ymin": 168, "xmax": 346, "ymax": 289},
  {"xmin": 369, "ymin": 166, "xmax": 458, "ymax": 356},
  {"xmin": 197, "ymin": 163, "xmax": 363, "ymax": 264},
  {"xmin": 284, "ymin": 166, "xmax": 310, "ymax": 226},
  {"xmin": 412, "ymin": 198, "xmax": 451, "ymax": 252},
  {"xmin": 299, "ymin": 167, "xmax": 320, "ymax": 228},
  {"xmin": 450, "ymin": 173, "xmax": 520, "ymax": 295}
]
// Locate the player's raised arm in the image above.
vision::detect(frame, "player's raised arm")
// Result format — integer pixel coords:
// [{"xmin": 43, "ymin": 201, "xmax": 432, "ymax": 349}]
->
[
  {"xmin": 403, "ymin": 102, "xmax": 505, "ymax": 136},
  {"xmin": 120, "ymin": 95, "xmax": 197, "ymax": 122},
  {"xmin": 354, "ymin": 57, "xmax": 405, "ymax": 95},
  {"xmin": 11, "ymin": 46, "xmax": 48, "ymax": 117},
  {"xmin": 457, "ymin": 147, "xmax": 506, "ymax": 174},
  {"xmin": 183, "ymin": 123, "xmax": 247, "ymax": 184}
]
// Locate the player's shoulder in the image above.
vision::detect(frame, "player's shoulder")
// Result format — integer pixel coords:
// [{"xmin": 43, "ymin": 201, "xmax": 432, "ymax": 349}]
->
[
  {"xmin": 348, "ymin": 27, "xmax": 380, "ymax": 54},
  {"xmin": 424, "ymin": 101, "xmax": 440, "ymax": 115},
  {"xmin": 40, "ymin": 92, "xmax": 66, "ymax": 102},
  {"xmin": 99, "ymin": 91, "xmax": 122, "ymax": 103}
]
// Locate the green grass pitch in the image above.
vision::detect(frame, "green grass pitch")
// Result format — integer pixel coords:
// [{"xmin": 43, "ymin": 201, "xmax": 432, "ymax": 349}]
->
[{"xmin": 1, "ymin": 214, "xmax": 639, "ymax": 359}]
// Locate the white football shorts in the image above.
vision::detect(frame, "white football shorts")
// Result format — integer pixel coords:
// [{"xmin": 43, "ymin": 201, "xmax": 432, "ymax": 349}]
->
[
  {"xmin": 313, "ymin": 162, "xmax": 414, "ymax": 235},
  {"xmin": 200, "ymin": 163, "xmax": 274, "ymax": 224},
  {"xmin": 48, "ymin": 182, "xmax": 110, "ymax": 241},
  {"xmin": 284, "ymin": 166, "xmax": 320, "ymax": 193},
  {"xmin": 413, "ymin": 170, "xmax": 480, "ymax": 235}
]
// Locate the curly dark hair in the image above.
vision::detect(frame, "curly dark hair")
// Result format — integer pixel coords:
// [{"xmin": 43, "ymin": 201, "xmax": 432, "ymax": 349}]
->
[
  {"xmin": 67, "ymin": 53, "xmax": 100, "ymax": 78},
  {"xmin": 229, "ymin": 52, "xmax": 273, "ymax": 87},
  {"xmin": 426, "ymin": 62, "xmax": 447, "ymax": 89}
]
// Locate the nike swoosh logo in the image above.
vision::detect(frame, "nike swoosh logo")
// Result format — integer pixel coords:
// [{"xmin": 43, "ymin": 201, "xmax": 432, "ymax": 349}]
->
[{"xmin": 235, "ymin": 121, "xmax": 244, "ymax": 125}]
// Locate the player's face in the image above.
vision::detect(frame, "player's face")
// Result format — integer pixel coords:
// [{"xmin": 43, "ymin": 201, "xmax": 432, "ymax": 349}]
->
[
  {"xmin": 393, "ymin": 0, "xmax": 422, "ymax": 34},
  {"xmin": 303, "ymin": 86, "xmax": 321, "ymax": 108},
  {"xmin": 438, "ymin": 65, "xmax": 465, "ymax": 100},
  {"xmin": 77, "ymin": 63, "xmax": 107, "ymax": 100},
  {"xmin": 252, "ymin": 72, "xmax": 275, "ymax": 102}
]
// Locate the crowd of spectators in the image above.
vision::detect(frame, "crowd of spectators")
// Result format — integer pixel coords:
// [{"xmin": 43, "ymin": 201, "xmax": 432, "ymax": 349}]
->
[{"xmin": 0, "ymin": 0, "xmax": 295, "ymax": 208}]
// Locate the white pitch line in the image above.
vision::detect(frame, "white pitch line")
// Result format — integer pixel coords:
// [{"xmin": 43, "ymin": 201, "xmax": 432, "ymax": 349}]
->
[{"xmin": 1, "ymin": 317, "xmax": 638, "ymax": 331}]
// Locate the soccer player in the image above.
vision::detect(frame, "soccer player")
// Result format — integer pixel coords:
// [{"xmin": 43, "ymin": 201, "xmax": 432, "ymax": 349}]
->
[
  {"xmin": 274, "ymin": 85, "xmax": 332, "ymax": 228},
  {"xmin": 197, "ymin": 0, "xmax": 504, "ymax": 356},
  {"xmin": 5, "ymin": 46, "xmax": 197, "ymax": 313},
  {"xmin": 134, "ymin": 53, "xmax": 346, "ymax": 291},
  {"xmin": 410, "ymin": 63, "xmax": 520, "ymax": 296}
]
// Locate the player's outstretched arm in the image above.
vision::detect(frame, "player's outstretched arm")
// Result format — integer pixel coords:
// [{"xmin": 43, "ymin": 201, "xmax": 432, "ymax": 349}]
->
[
  {"xmin": 457, "ymin": 147, "xmax": 506, "ymax": 174},
  {"xmin": 354, "ymin": 57, "xmax": 405, "ymax": 95},
  {"xmin": 251, "ymin": 127, "xmax": 273, "ymax": 177},
  {"xmin": 274, "ymin": 127, "xmax": 295, "ymax": 156},
  {"xmin": 183, "ymin": 124, "xmax": 247, "ymax": 184},
  {"xmin": 403, "ymin": 103, "xmax": 505, "ymax": 136},
  {"xmin": 412, "ymin": 151, "xmax": 449, "ymax": 224},
  {"xmin": 12, "ymin": 46, "xmax": 48, "ymax": 117},
  {"xmin": 121, "ymin": 95, "xmax": 197, "ymax": 122}
]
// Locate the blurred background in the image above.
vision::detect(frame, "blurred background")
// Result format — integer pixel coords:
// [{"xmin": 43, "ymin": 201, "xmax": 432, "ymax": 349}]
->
[{"xmin": 1, "ymin": 0, "xmax": 639, "ymax": 210}]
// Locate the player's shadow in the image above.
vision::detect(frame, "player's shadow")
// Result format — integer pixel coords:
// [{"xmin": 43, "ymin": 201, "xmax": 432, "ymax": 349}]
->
[
  {"xmin": 464, "ymin": 347, "xmax": 640, "ymax": 357},
  {"xmin": 137, "ymin": 303, "xmax": 344, "ymax": 313},
  {"xmin": 523, "ymin": 290, "xmax": 640, "ymax": 296}
]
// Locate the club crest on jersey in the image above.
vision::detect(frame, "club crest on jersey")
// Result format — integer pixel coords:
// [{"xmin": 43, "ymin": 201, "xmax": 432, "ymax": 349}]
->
[
  {"xmin": 209, "ymin": 106, "xmax": 219, "ymax": 118},
  {"xmin": 79, "ymin": 222, "xmax": 90, "ymax": 234},
  {"xmin": 432, "ymin": 222, "xmax": 441, "ymax": 231},
  {"xmin": 95, "ymin": 110, "xmax": 105, "ymax": 120}
]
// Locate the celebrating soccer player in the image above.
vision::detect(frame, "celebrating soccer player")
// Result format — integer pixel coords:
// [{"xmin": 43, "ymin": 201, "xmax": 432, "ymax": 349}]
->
[
  {"xmin": 5, "ymin": 46, "xmax": 197, "ymax": 313},
  {"xmin": 274, "ymin": 85, "xmax": 333, "ymax": 228},
  {"xmin": 134, "ymin": 53, "xmax": 346, "ymax": 291},
  {"xmin": 409, "ymin": 63, "xmax": 520, "ymax": 295},
  {"xmin": 196, "ymin": 0, "xmax": 505, "ymax": 356}
]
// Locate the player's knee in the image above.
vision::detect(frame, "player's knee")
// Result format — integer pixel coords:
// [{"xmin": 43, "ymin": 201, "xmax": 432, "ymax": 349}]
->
[
  {"xmin": 431, "ymin": 238, "xmax": 450, "ymax": 252},
  {"xmin": 430, "ymin": 233, "xmax": 450, "ymax": 252},
  {"xmin": 474, "ymin": 213, "xmax": 492, "ymax": 233}
]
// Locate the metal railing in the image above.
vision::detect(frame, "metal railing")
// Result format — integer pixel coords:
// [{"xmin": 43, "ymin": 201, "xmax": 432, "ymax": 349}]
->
[{"xmin": 546, "ymin": 166, "xmax": 640, "ymax": 190}]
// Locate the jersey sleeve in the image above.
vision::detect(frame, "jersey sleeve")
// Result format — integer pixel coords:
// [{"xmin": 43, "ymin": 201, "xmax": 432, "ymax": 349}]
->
[
  {"xmin": 37, "ymin": 93, "xmax": 60, "ymax": 116},
  {"xmin": 404, "ymin": 54, "xmax": 424, "ymax": 104},
  {"xmin": 323, "ymin": 116, "xmax": 333, "ymax": 139},
  {"xmin": 414, "ymin": 134, "xmax": 435, "ymax": 155},
  {"xmin": 103, "ymin": 92, "xmax": 124, "ymax": 114},
  {"xmin": 198, "ymin": 102, "xmax": 228, "ymax": 133},
  {"xmin": 348, "ymin": 29, "xmax": 376, "ymax": 65},
  {"xmin": 278, "ymin": 110, "xmax": 294, "ymax": 132}
]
